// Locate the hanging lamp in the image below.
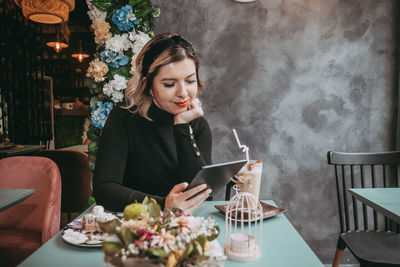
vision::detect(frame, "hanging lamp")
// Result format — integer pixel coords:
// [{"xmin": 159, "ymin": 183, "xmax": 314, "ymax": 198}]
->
[
  {"xmin": 71, "ymin": 40, "xmax": 89, "ymax": 62},
  {"xmin": 18, "ymin": 0, "xmax": 75, "ymax": 24},
  {"xmin": 46, "ymin": 25, "xmax": 68, "ymax": 53}
]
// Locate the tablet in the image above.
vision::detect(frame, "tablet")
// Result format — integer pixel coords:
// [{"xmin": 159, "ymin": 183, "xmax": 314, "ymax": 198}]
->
[{"xmin": 184, "ymin": 159, "xmax": 247, "ymax": 198}]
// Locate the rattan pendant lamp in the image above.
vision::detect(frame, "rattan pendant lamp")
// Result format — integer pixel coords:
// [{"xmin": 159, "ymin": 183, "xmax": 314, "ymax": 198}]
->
[{"xmin": 16, "ymin": 0, "xmax": 75, "ymax": 24}]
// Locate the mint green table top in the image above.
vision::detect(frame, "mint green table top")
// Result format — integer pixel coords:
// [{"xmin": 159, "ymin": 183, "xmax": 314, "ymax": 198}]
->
[
  {"xmin": 20, "ymin": 201, "xmax": 323, "ymax": 267},
  {"xmin": 0, "ymin": 188, "xmax": 35, "ymax": 212},
  {"xmin": 348, "ymin": 188, "xmax": 400, "ymax": 224}
]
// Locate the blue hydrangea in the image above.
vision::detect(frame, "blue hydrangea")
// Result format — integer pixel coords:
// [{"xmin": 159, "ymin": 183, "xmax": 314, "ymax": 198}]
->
[
  {"xmin": 91, "ymin": 101, "xmax": 113, "ymax": 129},
  {"xmin": 112, "ymin": 5, "xmax": 139, "ymax": 32},
  {"xmin": 100, "ymin": 50, "xmax": 129, "ymax": 68}
]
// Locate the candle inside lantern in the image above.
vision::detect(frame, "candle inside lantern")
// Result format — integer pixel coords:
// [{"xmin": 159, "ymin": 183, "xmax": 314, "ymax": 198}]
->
[{"xmin": 229, "ymin": 233, "xmax": 255, "ymax": 254}]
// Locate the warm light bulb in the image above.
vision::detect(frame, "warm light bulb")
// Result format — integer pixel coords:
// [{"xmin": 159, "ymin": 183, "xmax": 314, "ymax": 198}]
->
[
  {"xmin": 55, "ymin": 42, "xmax": 61, "ymax": 53},
  {"xmin": 47, "ymin": 42, "xmax": 68, "ymax": 53},
  {"xmin": 72, "ymin": 53, "xmax": 89, "ymax": 62}
]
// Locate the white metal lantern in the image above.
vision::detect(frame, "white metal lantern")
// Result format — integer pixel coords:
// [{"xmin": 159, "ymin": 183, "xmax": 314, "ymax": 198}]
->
[{"xmin": 225, "ymin": 192, "xmax": 263, "ymax": 261}]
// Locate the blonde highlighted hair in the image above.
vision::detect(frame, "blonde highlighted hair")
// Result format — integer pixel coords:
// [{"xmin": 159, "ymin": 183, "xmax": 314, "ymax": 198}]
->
[{"xmin": 123, "ymin": 33, "xmax": 204, "ymax": 119}]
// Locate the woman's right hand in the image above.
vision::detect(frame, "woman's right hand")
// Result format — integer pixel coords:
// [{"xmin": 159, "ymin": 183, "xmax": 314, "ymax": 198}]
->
[
  {"xmin": 174, "ymin": 98, "xmax": 203, "ymax": 125},
  {"xmin": 165, "ymin": 182, "xmax": 211, "ymax": 214}
]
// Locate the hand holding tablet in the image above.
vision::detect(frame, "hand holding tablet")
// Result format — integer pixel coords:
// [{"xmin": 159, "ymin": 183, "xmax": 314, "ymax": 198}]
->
[{"xmin": 184, "ymin": 160, "xmax": 248, "ymax": 198}]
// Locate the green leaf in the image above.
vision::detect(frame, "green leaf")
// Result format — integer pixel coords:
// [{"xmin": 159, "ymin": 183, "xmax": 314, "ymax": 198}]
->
[
  {"xmin": 207, "ymin": 225, "xmax": 220, "ymax": 241},
  {"xmin": 90, "ymin": 96, "xmax": 100, "ymax": 110},
  {"xmin": 84, "ymin": 78, "xmax": 94, "ymax": 89},
  {"xmin": 194, "ymin": 235, "xmax": 207, "ymax": 248},
  {"xmin": 134, "ymin": 6, "xmax": 153, "ymax": 20},
  {"xmin": 179, "ymin": 243, "xmax": 193, "ymax": 263},
  {"xmin": 118, "ymin": 227, "xmax": 134, "ymax": 247},
  {"xmin": 87, "ymin": 124, "xmax": 102, "ymax": 140},
  {"xmin": 108, "ymin": 66, "xmax": 130, "ymax": 79},
  {"xmin": 89, "ymin": 82, "xmax": 103, "ymax": 95},
  {"xmin": 91, "ymin": 0, "xmax": 117, "ymax": 12},
  {"xmin": 142, "ymin": 196, "xmax": 149, "ymax": 205},
  {"xmin": 98, "ymin": 218, "xmax": 122, "ymax": 235},
  {"xmin": 149, "ymin": 197, "xmax": 157, "ymax": 205},
  {"xmin": 151, "ymin": 6, "xmax": 161, "ymax": 18},
  {"xmin": 88, "ymin": 141, "xmax": 98, "ymax": 155},
  {"xmin": 102, "ymin": 241, "xmax": 123, "ymax": 256},
  {"xmin": 145, "ymin": 248, "xmax": 168, "ymax": 258},
  {"xmin": 147, "ymin": 202, "xmax": 161, "ymax": 218},
  {"xmin": 129, "ymin": 0, "xmax": 143, "ymax": 7},
  {"xmin": 192, "ymin": 241, "xmax": 203, "ymax": 256},
  {"xmin": 88, "ymin": 196, "xmax": 96, "ymax": 206}
]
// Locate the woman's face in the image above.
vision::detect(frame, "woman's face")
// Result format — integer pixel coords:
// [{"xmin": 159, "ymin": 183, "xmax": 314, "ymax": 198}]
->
[{"xmin": 151, "ymin": 58, "xmax": 198, "ymax": 115}]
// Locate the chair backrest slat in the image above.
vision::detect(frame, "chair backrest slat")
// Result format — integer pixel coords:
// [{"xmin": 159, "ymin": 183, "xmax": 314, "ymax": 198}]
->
[
  {"xmin": 341, "ymin": 165, "xmax": 350, "ymax": 232},
  {"xmin": 328, "ymin": 151, "xmax": 400, "ymax": 165},
  {"xmin": 327, "ymin": 151, "xmax": 400, "ymax": 233},
  {"xmin": 350, "ymin": 165, "xmax": 359, "ymax": 230},
  {"xmin": 383, "ymin": 165, "xmax": 388, "ymax": 231},
  {"xmin": 334, "ymin": 165, "xmax": 345, "ymax": 233},
  {"xmin": 370, "ymin": 166, "xmax": 378, "ymax": 230},
  {"xmin": 360, "ymin": 165, "xmax": 368, "ymax": 230},
  {"xmin": 383, "ymin": 165, "xmax": 387, "ymax": 188}
]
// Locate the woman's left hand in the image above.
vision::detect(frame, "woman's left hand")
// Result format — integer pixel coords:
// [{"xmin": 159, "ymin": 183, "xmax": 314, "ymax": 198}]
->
[{"xmin": 174, "ymin": 98, "xmax": 203, "ymax": 124}]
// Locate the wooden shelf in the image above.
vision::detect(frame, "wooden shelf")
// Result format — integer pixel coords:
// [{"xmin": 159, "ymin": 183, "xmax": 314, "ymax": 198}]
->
[{"xmin": 54, "ymin": 109, "xmax": 90, "ymax": 117}]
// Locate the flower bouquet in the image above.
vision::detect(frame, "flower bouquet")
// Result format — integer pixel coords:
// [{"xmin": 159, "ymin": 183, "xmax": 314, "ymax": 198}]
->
[{"xmin": 99, "ymin": 197, "xmax": 225, "ymax": 267}]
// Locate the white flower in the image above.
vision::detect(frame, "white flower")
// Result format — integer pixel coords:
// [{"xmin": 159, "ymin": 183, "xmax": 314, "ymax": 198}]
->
[
  {"xmin": 129, "ymin": 31, "xmax": 151, "ymax": 55},
  {"xmin": 86, "ymin": 0, "xmax": 107, "ymax": 21},
  {"xmin": 106, "ymin": 33, "xmax": 133, "ymax": 53},
  {"xmin": 204, "ymin": 240, "xmax": 227, "ymax": 260},
  {"xmin": 111, "ymin": 91, "xmax": 124, "ymax": 103},
  {"xmin": 103, "ymin": 74, "xmax": 127, "ymax": 103},
  {"xmin": 128, "ymin": 244, "xmax": 139, "ymax": 255}
]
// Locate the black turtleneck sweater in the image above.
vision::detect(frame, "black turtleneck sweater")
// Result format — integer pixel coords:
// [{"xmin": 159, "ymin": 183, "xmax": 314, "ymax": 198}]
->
[{"xmin": 92, "ymin": 103, "xmax": 212, "ymax": 211}]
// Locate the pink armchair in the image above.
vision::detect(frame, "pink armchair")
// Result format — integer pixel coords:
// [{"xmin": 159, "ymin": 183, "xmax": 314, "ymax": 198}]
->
[{"xmin": 0, "ymin": 156, "xmax": 61, "ymax": 266}]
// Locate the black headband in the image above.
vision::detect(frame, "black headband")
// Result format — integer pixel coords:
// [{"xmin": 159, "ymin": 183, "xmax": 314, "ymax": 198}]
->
[{"xmin": 141, "ymin": 35, "xmax": 194, "ymax": 77}]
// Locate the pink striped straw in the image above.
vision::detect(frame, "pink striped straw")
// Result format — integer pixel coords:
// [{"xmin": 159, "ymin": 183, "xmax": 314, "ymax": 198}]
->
[{"xmin": 233, "ymin": 129, "xmax": 250, "ymax": 163}]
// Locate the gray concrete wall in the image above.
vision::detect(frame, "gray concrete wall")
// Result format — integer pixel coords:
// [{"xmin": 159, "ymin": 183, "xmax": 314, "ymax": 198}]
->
[{"xmin": 153, "ymin": 0, "xmax": 397, "ymax": 264}]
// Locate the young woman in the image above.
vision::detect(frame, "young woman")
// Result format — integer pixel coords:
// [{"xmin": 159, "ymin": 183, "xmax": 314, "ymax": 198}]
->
[{"xmin": 93, "ymin": 33, "xmax": 212, "ymax": 213}]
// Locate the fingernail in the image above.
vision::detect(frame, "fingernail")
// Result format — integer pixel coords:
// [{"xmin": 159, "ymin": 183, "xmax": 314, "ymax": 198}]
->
[
  {"xmin": 206, "ymin": 189, "xmax": 212, "ymax": 194},
  {"xmin": 202, "ymin": 184, "xmax": 207, "ymax": 189}
]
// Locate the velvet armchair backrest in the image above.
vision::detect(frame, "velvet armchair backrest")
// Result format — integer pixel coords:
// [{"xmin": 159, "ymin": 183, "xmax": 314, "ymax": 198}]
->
[{"xmin": 0, "ymin": 156, "xmax": 61, "ymax": 243}]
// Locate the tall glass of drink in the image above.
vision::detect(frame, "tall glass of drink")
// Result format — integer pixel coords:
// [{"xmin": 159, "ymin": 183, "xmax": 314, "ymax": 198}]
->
[{"xmin": 236, "ymin": 160, "xmax": 263, "ymax": 199}]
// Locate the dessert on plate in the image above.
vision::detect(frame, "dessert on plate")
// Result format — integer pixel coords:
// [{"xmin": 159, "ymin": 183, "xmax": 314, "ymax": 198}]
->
[
  {"xmin": 62, "ymin": 205, "xmax": 117, "ymax": 246},
  {"xmin": 82, "ymin": 205, "xmax": 116, "ymax": 232}
]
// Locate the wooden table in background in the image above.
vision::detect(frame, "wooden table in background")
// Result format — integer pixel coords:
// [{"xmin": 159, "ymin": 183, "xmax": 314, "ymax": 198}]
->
[
  {"xmin": 0, "ymin": 145, "xmax": 46, "ymax": 159},
  {"xmin": 0, "ymin": 188, "xmax": 35, "ymax": 212}
]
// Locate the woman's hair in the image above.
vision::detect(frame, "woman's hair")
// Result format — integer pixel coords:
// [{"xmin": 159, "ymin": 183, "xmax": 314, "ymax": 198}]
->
[{"xmin": 123, "ymin": 33, "xmax": 204, "ymax": 119}]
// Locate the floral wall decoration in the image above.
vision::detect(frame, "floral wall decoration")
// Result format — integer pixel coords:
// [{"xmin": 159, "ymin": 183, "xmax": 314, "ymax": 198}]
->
[{"xmin": 85, "ymin": 0, "xmax": 160, "ymax": 174}]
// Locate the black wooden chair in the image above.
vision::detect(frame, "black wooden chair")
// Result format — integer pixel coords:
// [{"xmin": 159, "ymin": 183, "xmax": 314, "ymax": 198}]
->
[{"xmin": 327, "ymin": 151, "xmax": 400, "ymax": 267}]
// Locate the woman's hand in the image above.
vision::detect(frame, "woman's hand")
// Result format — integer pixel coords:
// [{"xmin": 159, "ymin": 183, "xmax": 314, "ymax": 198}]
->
[
  {"xmin": 165, "ymin": 182, "xmax": 211, "ymax": 214},
  {"xmin": 174, "ymin": 98, "xmax": 203, "ymax": 124}
]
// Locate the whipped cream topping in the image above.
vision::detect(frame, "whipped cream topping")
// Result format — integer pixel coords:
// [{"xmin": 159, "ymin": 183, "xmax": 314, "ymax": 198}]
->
[{"xmin": 63, "ymin": 229, "xmax": 88, "ymax": 244}]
